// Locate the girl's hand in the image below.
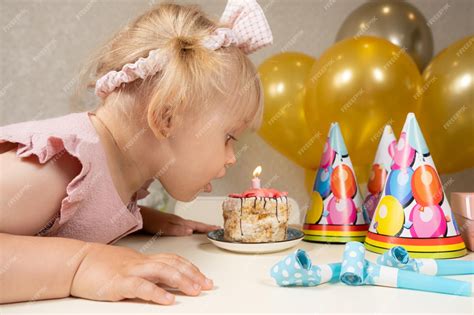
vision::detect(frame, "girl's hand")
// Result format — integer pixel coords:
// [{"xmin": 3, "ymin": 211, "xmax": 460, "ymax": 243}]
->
[
  {"xmin": 71, "ymin": 243, "xmax": 213, "ymax": 305},
  {"xmin": 141, "ymin": 206, "xmax": 221, "ymax": 236}
]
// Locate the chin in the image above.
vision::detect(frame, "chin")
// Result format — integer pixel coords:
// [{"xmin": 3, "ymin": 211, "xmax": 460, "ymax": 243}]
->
[{"xmin": 171, "ymin": 190, "xmax": 200, "ymax": 202}]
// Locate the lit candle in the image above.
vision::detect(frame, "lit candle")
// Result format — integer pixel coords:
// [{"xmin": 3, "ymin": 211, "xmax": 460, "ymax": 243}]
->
[
  {"xmin": 251, "ymin": 166, "xmax": 262, "ymax": 189},
  {"xmin": 229, "ymin": 165, "xmax": 287, "ymax": 199}
]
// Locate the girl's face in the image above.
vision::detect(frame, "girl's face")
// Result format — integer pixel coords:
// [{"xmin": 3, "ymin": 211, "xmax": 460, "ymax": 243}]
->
[{"xmin": 154, "ymin": 107, "xmax": 246, "ymax": 202}]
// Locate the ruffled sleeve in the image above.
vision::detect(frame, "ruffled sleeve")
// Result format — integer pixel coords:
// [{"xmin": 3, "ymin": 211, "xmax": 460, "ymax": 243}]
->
[{"xmin": 0, "ymin": 121, "xmax": 94, "ymax": 235}]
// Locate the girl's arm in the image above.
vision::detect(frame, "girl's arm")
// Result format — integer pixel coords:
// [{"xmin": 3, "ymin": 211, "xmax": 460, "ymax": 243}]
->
[
  {"xmin": 0, "ymin": 232, "xmax": 214, "ymax": 304},
  {"xmin": 0, "ymin": 148, "xmax": 213, "ymax": 305},
  {"xmin": 0, "ymin": 233, "xmax": 90, "ymax": 303},
  {"xmin": 0, "ymin": 148, "xmax": 81, "ymax": 235},
  {"xmin": 0, "ymin": 145, "xmax": 91, "ymax": 303}
]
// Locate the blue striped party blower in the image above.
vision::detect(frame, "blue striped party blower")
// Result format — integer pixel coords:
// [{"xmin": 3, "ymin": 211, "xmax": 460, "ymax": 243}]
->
[
  {"xmin": 376, "ymin": 245, "xmax": 474, "ymax": 276},
  {"xmin": 340, "ymin": 242, "xmax": 472, "ymax": 296},
  {"xmin": 270, "ymin": 249, "xmax": 341, "ymax": 287}
]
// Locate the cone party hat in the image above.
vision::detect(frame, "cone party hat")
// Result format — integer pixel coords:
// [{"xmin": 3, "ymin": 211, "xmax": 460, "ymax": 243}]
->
[
  {"xmin": 364, "ymin": 113, "xmax": 467, "ymax": 258},
  {"xmin": 304, "ymin": 123, "xmax": 370, "ymax": 243},
  {"xmin": 362, "ymin": 125, "xmax": 396, "ymax": 221}
]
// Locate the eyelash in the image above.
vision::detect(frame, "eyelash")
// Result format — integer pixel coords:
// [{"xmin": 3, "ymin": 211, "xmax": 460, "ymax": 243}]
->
[{"xmin": 226, "ymin": 134, "xmax": 238, "ymax": 144}]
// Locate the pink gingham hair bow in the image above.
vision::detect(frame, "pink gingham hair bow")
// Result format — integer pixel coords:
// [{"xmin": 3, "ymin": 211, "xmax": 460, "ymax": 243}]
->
[{"xmin": 95, "ymin": 0, "xmax": 273, "ymax": 98}]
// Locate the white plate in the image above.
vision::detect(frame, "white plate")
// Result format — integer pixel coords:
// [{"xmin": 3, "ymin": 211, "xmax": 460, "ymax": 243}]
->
[{"xmin": 207, "ymin": 228, "xmax": 304, "ymax": 254}]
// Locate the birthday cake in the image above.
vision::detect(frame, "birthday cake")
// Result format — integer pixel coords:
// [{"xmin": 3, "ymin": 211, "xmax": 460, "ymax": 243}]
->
[{"xmin": 222, "ymin": 188, "xmax": 290, "ymax": 243}]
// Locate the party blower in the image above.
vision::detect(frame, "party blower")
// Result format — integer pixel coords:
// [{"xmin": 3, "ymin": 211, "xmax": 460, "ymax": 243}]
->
[
  {"xmin": 269, "ymin": 244, "xmax": 472, "ymax": 296},
  {"xmin": 340, "ymin": 242, "xmax": 471, "ymax": 296},
  {"xmin": 303, "ymin": 122, "xmax": 370, "ymax": 243},
  {"xmin": 377, "ymin": 246, "xmax": 474, "ymax": 276},
  {"xmin": 364, "ymin": 113, "xmax": 467, "ymax": 258},
  {"xmin": 270, "ymin": 249, "xmax": 341, "ymax": 287}
]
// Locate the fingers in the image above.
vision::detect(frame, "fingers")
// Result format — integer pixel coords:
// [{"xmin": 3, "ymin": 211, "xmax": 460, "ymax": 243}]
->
[
  {"xmin": 128, "ymin": 261, "xmax": 202, "ymax": 296},
  {"xmin": 153, "ymin": 255, "xmax": 213, "ymax": 290},
  {"xmin": 184, "ymin": 219, "xmax": 221, "ymax": 233},
  {"xmin": 116, "ymin": 276, "xmax": 175, "ymax": 305},
  {"xmin": 165, "ymin": 213, "xmax": 183, "ymax": 225},
  {"xmin": 164, "ymin": 223, "xmax": 193, "ymax": 236},
  {"xmin": 153, "ymin": 253, "xmax": 201, "ymax": 273},
  {"xmin": 165, "ymin": 220, "xmax": 220, "ymax": 236},
  {"xmin": 160, "ymin": 212, "xmax": 220, "ymax": 235}
]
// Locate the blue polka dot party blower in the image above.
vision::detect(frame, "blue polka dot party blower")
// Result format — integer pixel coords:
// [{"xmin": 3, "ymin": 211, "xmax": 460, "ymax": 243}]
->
[
  {"xmin": 377, "ymin": 245, "xmax": 474, "ymax": 276},
  {"xmin": 270, "ymin": 249, "xmax": 341, "ymax": 287},
  {"xmin": 340, "ymin": 242, "xmax": 472, "ymax": 296}
]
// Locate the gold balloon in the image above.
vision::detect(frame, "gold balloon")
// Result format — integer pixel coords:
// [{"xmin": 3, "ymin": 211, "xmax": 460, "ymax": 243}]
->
[
  {"xmin": 335, "ymin": 0, "xmax": 433, "ymax": 71},
  {"xmin": 305, "ymin": 36, "xmax": 422, "ymax": 168},
  {"xmin": 419, "ymin": 36, "xmax": 474, "ymax": 174},
  {"xmin": 258, "ymin": 52, "xmax": 322, "ymax": 170}
]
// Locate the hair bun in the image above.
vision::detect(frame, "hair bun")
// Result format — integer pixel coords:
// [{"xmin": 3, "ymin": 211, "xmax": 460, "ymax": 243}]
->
[{"xmin": 171, "ymin": 36, "xmax": 198, "ymax": 53}]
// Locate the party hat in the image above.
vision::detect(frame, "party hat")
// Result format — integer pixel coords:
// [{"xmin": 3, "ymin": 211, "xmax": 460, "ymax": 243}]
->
[
  {"xmin": 362, "ymin": 125, "xmax": 396, "ymax": 220},
  {"xmin": 304, "ymin": 123, "xmax": 370, "ymax": 243},
  {"xmin": 365, "ymin": 113, "xmax": 467, "ymax": 258}
]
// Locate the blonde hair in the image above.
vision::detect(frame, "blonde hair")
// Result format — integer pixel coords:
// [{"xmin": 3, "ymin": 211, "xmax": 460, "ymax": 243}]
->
[{"xmin": 77, "ymin": 2, "xmax": 263, "ymax": 137}]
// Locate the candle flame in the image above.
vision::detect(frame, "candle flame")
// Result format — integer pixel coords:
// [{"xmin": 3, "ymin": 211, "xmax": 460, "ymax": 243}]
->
[{"xmin": 253, "ymin": 165, "xmax": 262, "ymax": 177}]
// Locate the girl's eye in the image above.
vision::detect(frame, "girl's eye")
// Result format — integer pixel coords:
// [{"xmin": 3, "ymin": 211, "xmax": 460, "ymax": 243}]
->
[{"xmin": 226, "ymin": 134, "xmax": 238, "ymax": 144}]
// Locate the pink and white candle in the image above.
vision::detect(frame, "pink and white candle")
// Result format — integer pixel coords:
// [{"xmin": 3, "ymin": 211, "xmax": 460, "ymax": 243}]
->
[
  {"xmin": 251, "ymin": 165, "xmax": 262, "ymax": 189},
  {"xmin": 229, "ymin": 166, "xmax": 288, "ymax": 198}
]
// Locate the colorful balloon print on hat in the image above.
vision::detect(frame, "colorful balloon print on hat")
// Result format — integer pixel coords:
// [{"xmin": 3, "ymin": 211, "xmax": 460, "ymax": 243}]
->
[
  {"xmin": 389, "ymin": 132, "xmax": 415, "ymax": 170},
  {"xmin": 363, "ymin": 125, "xmax": 396, "ymax": 220},
  {"xmin": 367, "ymin": 164, "xmax": 388, "ymax": 196},
  {"xmin": 385, "ymin": 168, "xmax": 414, "ymax": 207},
  {"xmin": 304, "ymin": 123, "xmax": 370, "ymax": 243},
  {"xmin": 331, "ymin": 164, "xmax": 357, "ymax": 199},
  {"xmin": 365, "ymin": 113, "xmax": 467, "ymax": 259},
  {"xmin": 412, "ymin": 165, "xmax": 443, "ymax": 206},
  {"xmin": 313, "ymin": 165, "xmax": 333, "ymax": 199},
  {"xmin": 327, "ymin": 197, "xmax": 357, "ymax": 225},
  {"xmin": 372, "ymin": 195, "xmax": 406, "ymax": 237},
  {"xmin": 409, "ymin": 204, "xmax": 448, "ymax": 238},
  {"xmin": 320, "ymin": 142, "xmax": 336, "ymax": 168},
  {"xmin": 305, "ymin": 191, "xmax": 324, "ymax": 224}
]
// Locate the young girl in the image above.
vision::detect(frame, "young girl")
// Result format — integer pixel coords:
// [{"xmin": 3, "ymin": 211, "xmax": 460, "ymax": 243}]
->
[{"xmin": 0, "ymin": 0, "xmax": 272, "ymax": 305}]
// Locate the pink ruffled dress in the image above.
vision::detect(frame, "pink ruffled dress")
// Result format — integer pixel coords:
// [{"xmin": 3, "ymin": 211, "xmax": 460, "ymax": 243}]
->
[{"xmin": 0, "ymin": 111, "xmax": 153, "ymax": 244}]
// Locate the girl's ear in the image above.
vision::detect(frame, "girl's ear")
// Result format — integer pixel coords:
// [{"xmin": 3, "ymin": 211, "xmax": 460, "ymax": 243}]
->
[
  {"xmin": 160, "ymin": 105, "xmax": 173, "ymax": 138},
  {"xmin": 150, "ymin": 104, "xmax": 174, "ymax": 139}
]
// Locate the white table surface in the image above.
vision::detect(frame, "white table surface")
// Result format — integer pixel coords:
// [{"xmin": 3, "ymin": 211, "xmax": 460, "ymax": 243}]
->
[{"xmin": 2, "ymin": 232, "xmax": 474, "ymax": 314}]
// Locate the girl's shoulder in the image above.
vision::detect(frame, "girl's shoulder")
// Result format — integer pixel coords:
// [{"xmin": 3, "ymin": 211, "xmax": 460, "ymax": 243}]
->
[
  {"xmin": 0, "ymin": 111, "xmax": 102, "ymax": 166},
  {"xmin": 0, "ymin": 111, "xmax": 144, "ymax": 244},
  {"xmin": 1, "ymin": 111, "xmax": 98, "ymax": 143}
]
